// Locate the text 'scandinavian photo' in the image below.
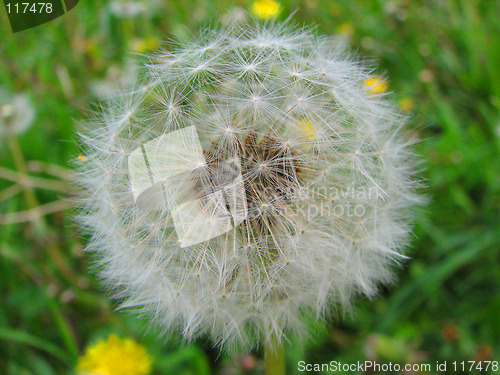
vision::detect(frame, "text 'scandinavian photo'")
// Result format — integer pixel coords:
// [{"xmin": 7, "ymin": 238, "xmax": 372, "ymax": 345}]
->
[{"xmin": 75, "ymin": 20, "xmax": 422, "ymax": 357}]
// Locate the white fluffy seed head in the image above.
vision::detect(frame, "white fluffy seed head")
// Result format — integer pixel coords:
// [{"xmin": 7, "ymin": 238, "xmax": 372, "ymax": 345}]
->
[
  {"xmin": 75, "ymin": 21, "xmax": 423, "ymax": 352},
  {"xmin": 0, "ymin": 89, "xmax": 35, "ymax": 136}
]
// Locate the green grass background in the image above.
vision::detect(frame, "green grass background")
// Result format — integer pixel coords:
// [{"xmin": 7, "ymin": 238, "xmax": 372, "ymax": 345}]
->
[{"xmin": 1, "ymin": 0, "xmax": 499, "ymax": 374}]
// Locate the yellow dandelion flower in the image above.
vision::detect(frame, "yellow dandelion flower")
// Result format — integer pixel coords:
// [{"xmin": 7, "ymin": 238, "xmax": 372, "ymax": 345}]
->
[
  {"xmin": 298, "ymin": 119, "xmax": 317, "ymax": 141},
  {"xmin": 337, "ymin": 22, "xmax": 354, "ymax": 37},
  {"xmin": 364, "ymin": 77, "xmax": 389, "ymax": 95},
  {"xmin": 398, "ymin": 97, "xmax": 414, "ymax": 112},
  {"xmin": 77, "ymin": 334, "xmax": 152, "ymax": 375},
  {"xmin": 251, "ymin": 0, "xmax": 281, "ymax": 20},
  {"xmin": 77, "ymin": 155, "xmax": 87, "ymax": 161},
  {"xmin": 132, "ymin": 37, "xmax": 160, "ymax": 53}
]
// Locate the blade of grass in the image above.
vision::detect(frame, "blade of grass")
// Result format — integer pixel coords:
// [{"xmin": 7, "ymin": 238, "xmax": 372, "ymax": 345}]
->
[
  {"xmin": 377, "ymin": 231, "xmax": 496, "ymax": 332},
  {"xmin": 0, "ymin": 327, "xmax": 72, "ymax": 366},
  {"xmin": 46, "ymin": 297, "xmax": 79, "ymax": 362}
]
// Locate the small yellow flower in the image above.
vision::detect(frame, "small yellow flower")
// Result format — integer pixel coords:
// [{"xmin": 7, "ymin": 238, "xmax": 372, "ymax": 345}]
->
[
  {"xmin": 251, "ymin": 0, "xmax": 281, "ymax": 20},
  {"xmin": 132, "ymin": 37, "xmax": 160, "ymax": 53},
  {"xmin": 298, "ymin": 119, "xmax": 317, "ymax": 141},
  {"xmin": 337, "ymin": 22, "xmax": 354, "ymax": 37},
  {"xmin": 78, "ymin": 155, "xmax": 87, "ymax": 161},
  {"xmin": 77, "ymin": 334, "xmax": 152, "ymax": 375},
  {"xmin": 398, "ymin": 97, "xmax": 414, "ymax": 112},
  {"xmin": 364, "ymin": 77, "xmax": 389, "ymax": 95}
]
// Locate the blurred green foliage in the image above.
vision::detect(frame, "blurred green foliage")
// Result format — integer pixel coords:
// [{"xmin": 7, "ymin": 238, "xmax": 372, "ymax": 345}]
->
[{"xmin": 1, "ymin": 0, "xmax": 499, "ymax": 374}]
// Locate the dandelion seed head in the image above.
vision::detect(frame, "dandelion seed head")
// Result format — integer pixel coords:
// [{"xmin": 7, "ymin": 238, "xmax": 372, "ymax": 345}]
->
[
  {"xmin": 0, "ymin": 89, "xmax": 35, "ymax": 136},
  {"xmin": 76, "ymin": 21, "xmax": 423, "ymax": 352},
  {"xmin": 108, "ymin": 0, "xmax": 160, "ymax": 18}
]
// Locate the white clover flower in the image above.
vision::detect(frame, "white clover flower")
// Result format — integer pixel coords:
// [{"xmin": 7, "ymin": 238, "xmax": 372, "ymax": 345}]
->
[
  {"xmin": 0, "ymin": 88, "xmax": 35, "ymax": 136},
  {"xmin": 76, "ymin": 21, "xmax": 422, "ymax": 352}
]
